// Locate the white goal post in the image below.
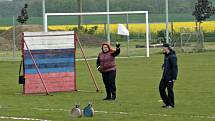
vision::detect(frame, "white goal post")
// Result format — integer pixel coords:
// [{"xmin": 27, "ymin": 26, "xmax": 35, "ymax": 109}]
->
[{"xmin": 44, "ymin": 11, "xmax": 150, "ymax": 57}]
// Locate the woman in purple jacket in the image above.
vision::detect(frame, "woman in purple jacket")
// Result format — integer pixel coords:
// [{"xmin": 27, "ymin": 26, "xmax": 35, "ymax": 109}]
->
[{"xmin": 97, "ymin": 42, "xmax": 120, "ymax": 100}]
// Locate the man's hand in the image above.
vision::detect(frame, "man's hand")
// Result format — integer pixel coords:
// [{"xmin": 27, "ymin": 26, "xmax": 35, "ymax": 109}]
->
[{"xmin": 116, "ymin": 42, "xmax": 120, "ymax": 48}]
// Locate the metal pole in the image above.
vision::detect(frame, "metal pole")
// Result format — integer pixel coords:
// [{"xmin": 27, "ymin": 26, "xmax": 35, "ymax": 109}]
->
[
  {"xmin": 24, "ymin": 41, "xmax": 50, "ymax": 95},
  {"xmin": 78, "ymin": 0, "xmax": 83, "ymax": 28},
  {"xmin": 146, "ymin": 12, "xmax": 150, "ymax": 57},
  {"xmin": 104, "ymin": 23, "xmax": 107, "ymax": 39},
  {"xmin": 42, "ymin": 0, "xmax": 46, "ymax": 32},
  {"xmin": 13, "ymin": 16, "xmax": 16, "ymax": 61},
  {"xmin": 45, "ymin": 14, "xmax": 48, "ymax": 32},
  {"xmin": 126, "ymin": 14, "xmax": 129, "ymax": 57},
  {"xmin": 165, "ymin": 0, "xmax": 169, "ymax": 43},
  {"xmin": 180, "ymin": 34, "xmax": 183, "ymax": 47},
  {"xmin": 76, "ymin": 34, "xmax": 100, "ymax": 92},
  {"xmin": 107, "ymin": 0, "xmax": 110, "ymax": 43}
]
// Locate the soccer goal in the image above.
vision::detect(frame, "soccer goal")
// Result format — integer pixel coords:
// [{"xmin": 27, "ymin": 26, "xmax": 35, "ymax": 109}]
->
[
  {"xmin": 179, "ymin": 26, "xmax": 204, "ymax": 52},
  {"xmin": 44, "ymin": 11, "xmax": 150, "ymax": 57}
]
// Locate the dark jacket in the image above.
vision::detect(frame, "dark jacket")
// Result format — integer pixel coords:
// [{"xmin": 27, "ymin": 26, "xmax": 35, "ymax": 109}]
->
[
  {"xmin": 97, "ymin": 48, "xmax": 120, "ymax": 72},
  {"xmin": 162, "ymin": 50, "xmax": 178, "ymax": 80}
]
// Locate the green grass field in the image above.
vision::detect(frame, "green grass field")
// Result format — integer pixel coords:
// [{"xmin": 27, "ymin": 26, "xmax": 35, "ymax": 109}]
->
[
  {"xmin": 0, "ymin": 52, "xmax": 215, "ymax": 121},
  {"xmin": 1, "ymin": 41, "xmax": 215, "ymax": 61}
]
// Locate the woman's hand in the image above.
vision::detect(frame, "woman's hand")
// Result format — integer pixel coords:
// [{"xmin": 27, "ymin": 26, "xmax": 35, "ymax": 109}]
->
[
  {"xmin": 116, "ymin": 42, "xmax": 120, "ymax": 48},
  {"xmin": 97, "ymin": 66, "xmax": 102, "ymax": 73}
]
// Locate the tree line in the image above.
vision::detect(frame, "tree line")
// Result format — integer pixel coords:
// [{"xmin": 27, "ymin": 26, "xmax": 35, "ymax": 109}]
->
[{"xmin": 0, "ymin": 0, "xmax": 215, "ymax": 18}]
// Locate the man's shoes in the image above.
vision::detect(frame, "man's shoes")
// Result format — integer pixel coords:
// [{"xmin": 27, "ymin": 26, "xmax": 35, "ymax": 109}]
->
[
  {"xmin": 162, "ymin": 105, "xmax": 173, "ymax": 109},
  {"xmin": 162, "ymin": 105, "xmax": 167, "ymax": 108},
  {"xmin": 103, "ymin": 97, "xmax": 111, "ymax": 100},
  {"xmin": 111, "ymin": 96, "xmax": 116, "ymax": 100},
  {"xmin": 103, "ymin": 97, "xmax": 116, "ymax": 101},
  {"xmin": 165, "ymin": 105, "xmax": 173, "ymax": 109}
]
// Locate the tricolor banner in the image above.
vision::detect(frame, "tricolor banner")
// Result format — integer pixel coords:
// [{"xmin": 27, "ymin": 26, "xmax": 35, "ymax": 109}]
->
[{"xmin": 22, "ymin": 31, "xmax": 76, "ymax": 94}]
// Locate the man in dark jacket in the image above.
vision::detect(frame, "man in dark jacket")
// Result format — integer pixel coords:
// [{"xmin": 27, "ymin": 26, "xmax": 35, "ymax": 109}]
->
[{"xmin": 159, "ymin": 43, "xmax": 178, "ymax": 108}]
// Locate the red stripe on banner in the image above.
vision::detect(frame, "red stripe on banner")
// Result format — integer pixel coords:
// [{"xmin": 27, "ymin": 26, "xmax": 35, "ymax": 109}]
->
[
  {"xmin": 25, "ymin": 81, "xmax": 75, "ymax": 94},
  {"xmin": 25, "ymin": 72, "xmax": 74, "ymax": 79},
  {"xmin": 24, "ymin": 72, "xmax": 75, "ymax": 94},
  {"xmin": 25, "ymin": 77, "xmax": 74, "ymax": 84}
]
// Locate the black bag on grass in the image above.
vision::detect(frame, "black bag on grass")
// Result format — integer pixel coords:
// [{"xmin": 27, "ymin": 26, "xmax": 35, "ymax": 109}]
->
[{"xmin": 18, "ymin": 60, "xmax": 25, "ymax": 84}]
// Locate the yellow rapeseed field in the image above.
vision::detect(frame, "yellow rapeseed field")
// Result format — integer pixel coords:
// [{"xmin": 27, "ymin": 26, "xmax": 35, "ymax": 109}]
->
[
  {"xmin": 48, "ymin": 21, "xmax": 215, "ymax": 33},
  {"xmin": 0, "ymin": 26, "xmax": 11, "ymax": 31},
  {"xmin": 1, "ymin": 21, "xmax": 215, "ymax": 33}
]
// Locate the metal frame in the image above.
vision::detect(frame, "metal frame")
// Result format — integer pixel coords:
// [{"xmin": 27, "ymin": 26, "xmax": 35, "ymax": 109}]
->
[
  {"xmin": 44, "ymin": 11, "xmax": 150, "ymax": 57},
  {"xmin": 22, "ymin": 31, "xmax": 77, "ymax": 94},
  {"xmin": 165, "ymin": 0, "xmax": 169, "ymax": 43}
]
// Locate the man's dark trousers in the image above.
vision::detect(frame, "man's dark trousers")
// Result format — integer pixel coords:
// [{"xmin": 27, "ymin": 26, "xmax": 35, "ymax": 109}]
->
[{"xmin": 159, "ymin": 79, "xmax": 174, "ymax": 107}]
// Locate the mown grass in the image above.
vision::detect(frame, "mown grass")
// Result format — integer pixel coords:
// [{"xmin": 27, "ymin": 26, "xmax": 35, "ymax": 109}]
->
[
  {"xmin": 1, "ymin": 41, "xmax": 215, "ymax": 61},
  {"xmin": 0, "ymin": 52, "xmax": 215, "ymax": 121}
]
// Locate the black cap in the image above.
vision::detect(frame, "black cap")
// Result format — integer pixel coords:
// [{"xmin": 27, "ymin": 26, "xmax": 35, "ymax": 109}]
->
[{"xmin": 163, "ymin": 43, "xmax": 170, "ymax": 48}]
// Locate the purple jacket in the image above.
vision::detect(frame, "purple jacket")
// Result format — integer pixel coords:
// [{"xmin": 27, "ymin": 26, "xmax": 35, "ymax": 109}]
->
[{"xmin": 97, "ymin": 48, "xmax": 120, "ymax": 73}]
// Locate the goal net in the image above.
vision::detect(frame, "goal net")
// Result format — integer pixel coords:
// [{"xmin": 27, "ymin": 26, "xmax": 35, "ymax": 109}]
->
[
  {"xmin": 179, "ymin": 26, "xmax": 204, "ymax": 52},
  {"xmin": 44, "ymin": 11, "xmax": 150, "ymax": 58}
]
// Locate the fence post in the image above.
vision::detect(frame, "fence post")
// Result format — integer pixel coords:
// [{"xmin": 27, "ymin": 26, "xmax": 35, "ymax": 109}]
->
[
  {"xmin": 13, "ymin": 16, "xmax": 16, "ymax": 61},
  {"xmin": 126, "ymin": 14, "xmax": 129, "ymax": 57}
]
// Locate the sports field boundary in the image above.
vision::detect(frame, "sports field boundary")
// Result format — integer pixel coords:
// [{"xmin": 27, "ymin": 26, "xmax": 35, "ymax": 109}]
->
[
  {"xmin": 0, "ymin": 116, "xmax": 51, "ymax": 121},
  {"xmin": 76, "ymin": 55, "xmax": 146, "ymax": 61},
  {"xmin": 33, "ymin": 107, "xmax": 215, "ymax": 119}
]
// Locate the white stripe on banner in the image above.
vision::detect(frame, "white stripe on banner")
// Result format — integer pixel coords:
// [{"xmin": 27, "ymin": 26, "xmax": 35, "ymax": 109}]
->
[
  {"xmin": 24, "ymin": 31, "xmax": 74, "ymax": 37},
  {"xmin": 24, "ymin": 31, "xmax": 75, "ymax": 50}
]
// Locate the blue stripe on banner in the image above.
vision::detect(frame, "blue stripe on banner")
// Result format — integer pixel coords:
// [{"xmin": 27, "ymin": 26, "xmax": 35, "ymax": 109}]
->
[
  {"xmin": 24, "ymin": 52, "xmax": 74, "ymax": 59},
  {"xmin": 24, "ymin": 49, "xmax": 74, "ymax": 59},
  {"xmin": 24, "ymin": 57, "xmax": 75, "ymax": 65},
  {"xmin": 25, "ymin": 62, "xmax": 74, "ymax": 69},
  {"xmin": 25, "ymin": 67, "xmax": 75, "ymax": 74},
  {"xmin": 24, "ymin": 48, "xmax": 75, "ymax": 74}
]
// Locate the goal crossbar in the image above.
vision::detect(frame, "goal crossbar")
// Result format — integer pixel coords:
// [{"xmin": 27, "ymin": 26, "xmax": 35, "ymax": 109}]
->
[{"xmin": 45, "ymin": 11, "xmax": 150, "ymax": 57}]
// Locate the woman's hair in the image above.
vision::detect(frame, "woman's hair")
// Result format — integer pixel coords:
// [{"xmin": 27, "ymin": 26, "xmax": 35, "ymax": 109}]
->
[{"xmin": 101, "ymin": 42, "xmax": 115, "ymax": 53}]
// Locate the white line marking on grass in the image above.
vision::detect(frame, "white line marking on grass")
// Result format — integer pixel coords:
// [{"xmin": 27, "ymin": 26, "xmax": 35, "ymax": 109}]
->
[
  {"xmin": 77, "ymin": 89, "xmax": 102, "ymax": 93},
  {"xmin": 143, "ymin": 113, "xmax": 215, "ymax": 119},
  {"xmin": 94, "ymin": 110, "xmax": 128, "ymax": 115},
  {"xmin": 33, "ymin": 108, "xmax": 128, "ymax": 115},
  {"xmin": 76, "ymin": 56, "xmax": 146, "ymax": 61},
  {"xmin": 191, "ymin": 115, "xmax": 215, "ymax": 119},
  {"xmin": 143, "ymin": 113, "xmax": 169, "ymax": 117},
  {"xmin": 0, "ymin": 116, "xmax": 51, "ymax": 121},
  {"xmin": 33, "ymin": 108, "xmax": 70, "ymax": 112}
]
